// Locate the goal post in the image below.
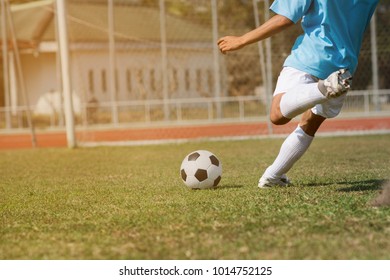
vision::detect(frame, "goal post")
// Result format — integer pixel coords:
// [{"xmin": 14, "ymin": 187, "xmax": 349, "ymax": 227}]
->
[{"xmin": 56, "ymin": 0, "xmax": 76, "ymax": 148}]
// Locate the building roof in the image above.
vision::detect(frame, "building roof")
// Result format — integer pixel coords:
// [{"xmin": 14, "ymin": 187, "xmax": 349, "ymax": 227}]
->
[{"xmin": 4, "ymin": 0, "xmax": 213, "ymax": 50}]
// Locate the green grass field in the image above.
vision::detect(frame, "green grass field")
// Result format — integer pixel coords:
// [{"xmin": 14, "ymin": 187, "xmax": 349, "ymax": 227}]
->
[{"xmin": 1, "ymin": 134, "xmax": 390, "ymax": 260}]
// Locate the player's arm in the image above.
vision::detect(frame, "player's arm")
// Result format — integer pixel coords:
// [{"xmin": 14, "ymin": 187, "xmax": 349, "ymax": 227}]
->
[{"xmin": 217, "ymin": 14, "xmax": 294, "ymax": 54}]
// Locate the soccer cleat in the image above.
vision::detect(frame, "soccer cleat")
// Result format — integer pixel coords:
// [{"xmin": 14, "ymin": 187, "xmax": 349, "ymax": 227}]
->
[
  {"xmin": 258, "ymin": 174, "xmax": 291, "ymax": 188},
  {"xmin": 318, "ymin": 69, "xmax": 352, "ymax": 98}
]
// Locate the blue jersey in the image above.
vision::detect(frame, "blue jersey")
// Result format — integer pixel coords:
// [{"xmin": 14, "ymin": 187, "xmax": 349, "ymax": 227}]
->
[{"xmin": 270, "ymin": 0, "xmax": 379, "ymax": 79}]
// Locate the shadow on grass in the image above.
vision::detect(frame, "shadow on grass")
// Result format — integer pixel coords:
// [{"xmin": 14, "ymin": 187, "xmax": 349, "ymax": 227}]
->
[
  {"xmin": 218, "ymin": 184, "xmax": 245, "ymax": 190},
  {"xmin": 337, "ymin": 179, "xmax": 385, "ymax": 192},
  {"xmin": 190, "ymin": 184, "xmax": 244, "ymax": 191},
  {"xmin": 303, "ymin": 179, "xmax": 385, "ymax": 192}
]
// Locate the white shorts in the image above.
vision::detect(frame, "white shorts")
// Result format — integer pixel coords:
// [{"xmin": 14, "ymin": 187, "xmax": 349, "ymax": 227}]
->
[{"xmin": 273, "ymin": 67, "xmax": 346, "ymax": 118}]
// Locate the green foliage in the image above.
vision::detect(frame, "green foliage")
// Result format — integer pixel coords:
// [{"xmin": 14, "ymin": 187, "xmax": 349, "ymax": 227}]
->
[{"xmin": 1, "ymin": 134, "xmax": 390, "ymax": 259}]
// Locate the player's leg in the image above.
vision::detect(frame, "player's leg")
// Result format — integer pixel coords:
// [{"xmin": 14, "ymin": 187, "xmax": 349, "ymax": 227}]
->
[
  {"xmin": 259, "ymin": 90, "xmax": 346, "ymax": 188},
  {"xmin": 269, "ymin": 93, "xmax": 290, "ymax": 125},
  {"xmin": 258, "ymin": 110, "xmax": 325, "ymax": 188},
  {"xmin": 258, "ymin": 67, "xmax": 350, "ymax": 188},
  {"xmin": 270, "ymin": 70, "xmax": 327, "ymax": 125},
  {"xmin": 270, "ymin": 68, "xmax": 352, "ymax": 125},
  {"xmin": 299, "ymin": 109, "xmax": 326, "ymax": 136}
]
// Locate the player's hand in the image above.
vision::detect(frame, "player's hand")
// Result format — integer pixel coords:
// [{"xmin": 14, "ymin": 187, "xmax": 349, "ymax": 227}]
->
[{"xmin": 217, "ymin": 36, "xmax": 245, "ymax": 54}]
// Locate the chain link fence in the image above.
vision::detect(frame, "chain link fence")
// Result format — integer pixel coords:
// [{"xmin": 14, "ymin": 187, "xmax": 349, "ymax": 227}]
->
[{"xmin": 1, "ymin": 0, "xmax": 389, "ymax": 143}]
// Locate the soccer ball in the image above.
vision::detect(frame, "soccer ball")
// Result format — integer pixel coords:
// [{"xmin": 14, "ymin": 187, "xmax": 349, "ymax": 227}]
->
[{"xmin": 180, "ymin": 150, "xmax": 222, "ymax": 189}]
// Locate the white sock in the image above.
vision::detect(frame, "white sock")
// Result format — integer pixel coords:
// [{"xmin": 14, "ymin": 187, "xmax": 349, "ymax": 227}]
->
[
  {"xmin": 280, "ymin": 83, "xmax": 327, "ymax": 119},
  {"xmin": 263, "ymin": 126, "xmax": 313, "ymax": 179}
]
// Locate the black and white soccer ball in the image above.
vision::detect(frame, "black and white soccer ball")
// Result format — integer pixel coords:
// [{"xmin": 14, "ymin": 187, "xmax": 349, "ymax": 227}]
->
[{"xmin": 180, "ymin": 150, "xmax": 222, "ymax": 189}]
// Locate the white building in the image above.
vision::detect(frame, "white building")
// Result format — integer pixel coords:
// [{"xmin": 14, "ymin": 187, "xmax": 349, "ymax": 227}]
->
[{"xmin": 5, "ymin": 0, "xmax": 220, "ymax": 117}]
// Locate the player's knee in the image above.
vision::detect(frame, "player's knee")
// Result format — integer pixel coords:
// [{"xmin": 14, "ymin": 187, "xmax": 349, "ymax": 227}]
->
[
  {"xmin": 270, "ymin": 111, "xmax": 290, "ymax": 125},
  {"xmin": 270, "ymin": 110, "xmax": 280, "ymax": 124},
  {"xmin": 270, "ymin": 93, "xmax": 291, "ymax": 125}
]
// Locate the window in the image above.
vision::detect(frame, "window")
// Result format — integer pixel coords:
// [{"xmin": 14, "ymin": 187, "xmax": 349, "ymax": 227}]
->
[
  {"xmin": 126, "ymin": 69, "xmax": 132, "ymax": 93},
  {"xmin": 101, "ymin": 69, "xmax": 107, "ymax": 93},
  {"xmin": 196, "ymin": 69, "xmax": 202, "ymax": 92},
  {"xmin": 88, "ymin": 70, "xmax": 94, "ymax": 94},
  {"xmin": 207, "ymin": 69, "xmax": 213, "ymax": 93},
  {"xmin": 185, "ymin": 69, "xmax": 190, "ymax": 91},
  {"xmin": 150, "ymin": 69, "xmax": 156, "ymax": 91}
]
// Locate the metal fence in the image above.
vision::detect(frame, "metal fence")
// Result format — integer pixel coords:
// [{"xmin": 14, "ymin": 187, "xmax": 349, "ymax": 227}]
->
[{"xmin": 1, "ymin": 0, "xmax": 390, "ymax": 145}]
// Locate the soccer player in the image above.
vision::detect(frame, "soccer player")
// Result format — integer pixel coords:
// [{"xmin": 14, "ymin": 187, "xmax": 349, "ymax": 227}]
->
[{"xmin": 217, "ymin": 0, "xmax": 379, "ymax": 188}]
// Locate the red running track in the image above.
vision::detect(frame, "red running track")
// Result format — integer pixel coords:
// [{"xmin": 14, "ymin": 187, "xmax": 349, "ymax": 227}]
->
[{"xmin": 0, "ymin": 116, "xmax": 389, "ymax": 149}]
